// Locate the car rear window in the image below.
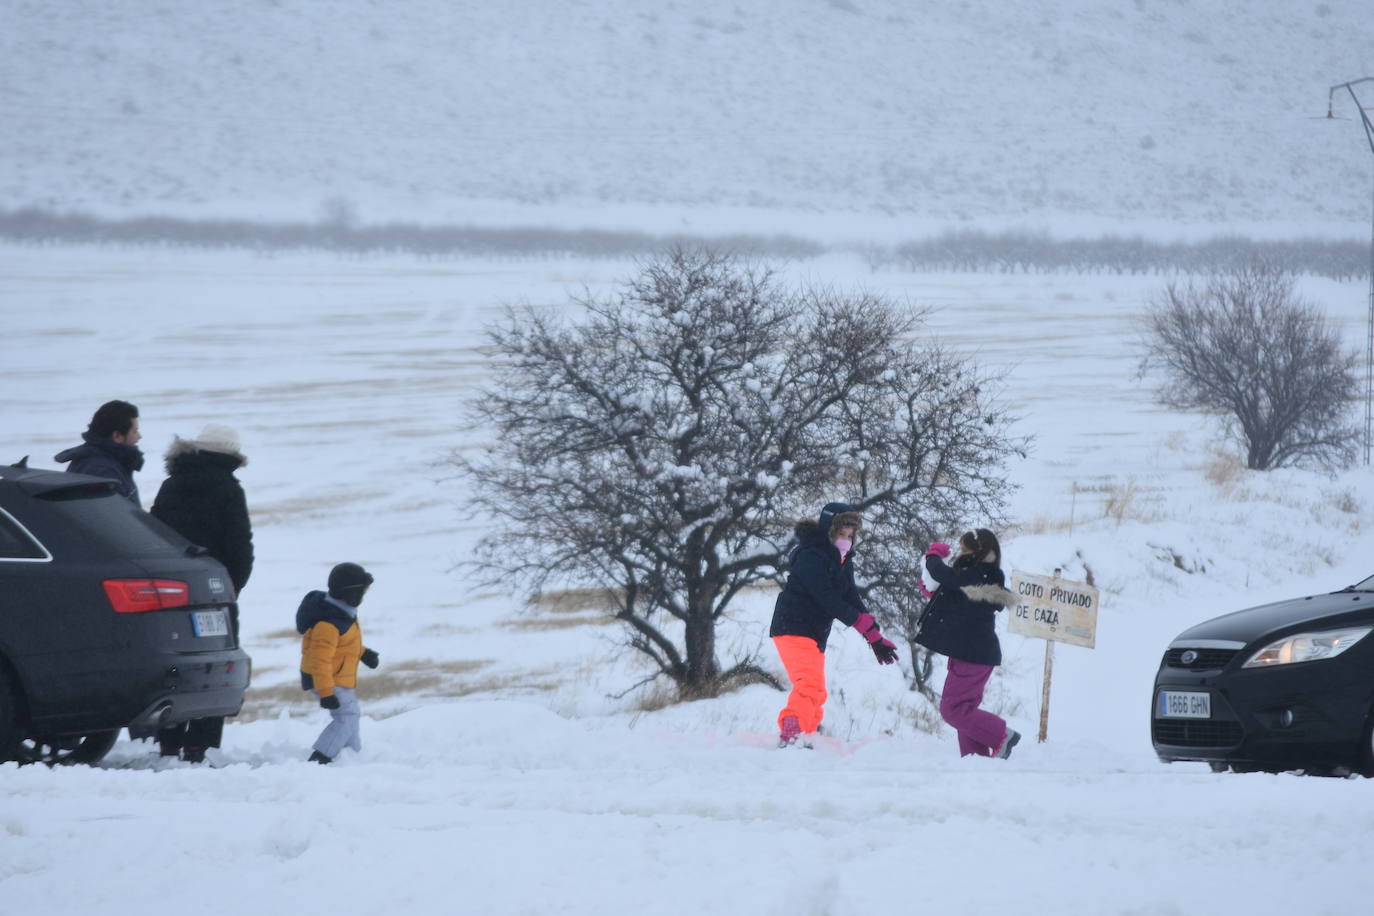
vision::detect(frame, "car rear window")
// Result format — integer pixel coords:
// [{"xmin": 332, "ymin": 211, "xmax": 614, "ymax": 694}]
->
[
  {"xmin": 0, "ymin": 508, "xmax": 49, "ymax": 560},
  {"xmin": 37, "ymin": 491, "xmax": 188, "ymax": 559}
]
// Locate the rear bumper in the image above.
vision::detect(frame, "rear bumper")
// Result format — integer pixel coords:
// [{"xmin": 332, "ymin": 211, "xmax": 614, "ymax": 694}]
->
[
  {"xmin": 127, "ymin": 650, "xmax": 253, "ymax": 732},
  {"xmin": 29, "ymin": 648, "xmax": 252, "ymax": 737}
]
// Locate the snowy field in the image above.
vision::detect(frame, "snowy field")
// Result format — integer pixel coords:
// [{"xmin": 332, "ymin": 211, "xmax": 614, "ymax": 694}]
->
[
  {"xmin": 6, "ymin": 0, "xmax": 1374, "ymax": 911},
  {"xmin": 4, "ymin": 244, "xmax": 1374, "ymax": 914},
  {"xmin": 4, "ymin": 0, "xmax": 1374, "ymax": 239}
]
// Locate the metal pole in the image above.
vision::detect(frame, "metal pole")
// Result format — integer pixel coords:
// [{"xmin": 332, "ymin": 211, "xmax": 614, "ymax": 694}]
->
[
  {"xmin": 1368, "ymin": 179, "xmax": 1374, "ymax": 465},
  {"xmin": 1328, "ymin": 79, "xmax": 1374, "ymax": 464}
]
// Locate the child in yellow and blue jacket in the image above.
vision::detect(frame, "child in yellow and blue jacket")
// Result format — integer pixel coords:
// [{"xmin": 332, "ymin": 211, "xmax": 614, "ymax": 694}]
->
[{"xmin": 297, "ymin": 562, "xmax": 380, "ymax": 764}]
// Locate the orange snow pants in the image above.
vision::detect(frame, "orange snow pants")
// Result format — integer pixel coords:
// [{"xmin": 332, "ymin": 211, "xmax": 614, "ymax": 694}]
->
[{"xmin": 773, "ymin": 635, "xmax": 828, "ymax": 734}]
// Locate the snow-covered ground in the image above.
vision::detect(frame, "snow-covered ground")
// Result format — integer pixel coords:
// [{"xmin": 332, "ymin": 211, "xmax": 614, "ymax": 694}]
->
[
  {"xmin": 4, "ymin": 244, "xmax": 1374, "ymax": 914},
  {"xmin": 6, "ymin": 2, "xmax": 1374, "ymax": 911}
]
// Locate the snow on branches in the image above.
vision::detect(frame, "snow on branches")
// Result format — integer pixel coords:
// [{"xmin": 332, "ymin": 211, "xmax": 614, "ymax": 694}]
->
[{"xmin": 457, "ymin": 248, "xmax": 1025, "ymax": 698}]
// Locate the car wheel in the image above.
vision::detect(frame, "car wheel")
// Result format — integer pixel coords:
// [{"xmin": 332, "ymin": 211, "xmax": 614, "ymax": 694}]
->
[
  {"xmin": 0, "ymin": 672, "xmax": 22, "ymax": 763},
  {"xmin": 18, "ymin": 730, "xmax": 120, "ymax": 767},
  {"xmin": 61, "ymin": 729, "xmax": 120, "ymax": 765},
  {"xmin": 1359, "ymin": 709, "xmax": 1374, "ymax": 778},
  {"xmin": 1224, "ymin": 762, "xmax": 1271, "ymax": 775}
]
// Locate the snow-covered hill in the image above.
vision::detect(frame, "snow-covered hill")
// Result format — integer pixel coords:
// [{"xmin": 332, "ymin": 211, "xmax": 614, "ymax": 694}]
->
[{"xmin": 4, "ymin": 0, "xmax": 1374, "ymax": 240}]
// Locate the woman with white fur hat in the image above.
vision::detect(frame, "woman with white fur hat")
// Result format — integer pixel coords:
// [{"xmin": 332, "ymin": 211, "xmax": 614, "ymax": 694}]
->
[{"xmin": 149, "ymin": 422, "xmax": 254, "ymax": 763}]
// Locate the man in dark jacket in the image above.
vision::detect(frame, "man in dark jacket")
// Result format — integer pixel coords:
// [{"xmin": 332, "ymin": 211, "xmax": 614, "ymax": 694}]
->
[
  {"xmin": 768, "ymin": 501, "xmax": 898, "ymax": 747},
  {"xmin": 149, "ymin": 423, "xmax": 254, "ymax": 763},
  {"xmin": 53, "ymin": 400, "xmax": 144, "ymax": 505}
]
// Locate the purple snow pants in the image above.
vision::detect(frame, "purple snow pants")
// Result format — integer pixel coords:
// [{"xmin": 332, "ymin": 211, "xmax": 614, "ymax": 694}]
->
[{"xmin": 939, "ymin": 658, "xmax": 1008, "ymax": 757}]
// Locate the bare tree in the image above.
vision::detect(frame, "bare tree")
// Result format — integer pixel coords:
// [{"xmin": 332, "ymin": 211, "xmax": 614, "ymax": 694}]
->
[
  {"xmin": 457, "ymin": 248, "xmax": 1025, "ymax": 699},
  {"xmin": 1140, "ymin": 263, "xmax": 1360, "ymax": 471}
]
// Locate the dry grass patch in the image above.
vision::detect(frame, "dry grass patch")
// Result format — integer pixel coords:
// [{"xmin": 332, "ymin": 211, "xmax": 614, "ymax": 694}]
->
[
  {"xmin": 528, "ymin": 587, "xmax": 622, "ymax": 613},
  {"xmin": 235, "ymin": 657, "xmax": 501, "ymax": 721},
  {"xmin": 510, "ymin": 588, "xmax": 626, "ymax": 630},
  {"xmin": 1008, "ymin": 514, "xmax": 1075, "ymax": 536},
  {"xmin": 505, "ymin": 613, "xmax": 617, "ymax": 631},
  {"xmin": 369, "ymin": 675, "xmax": 560, "ymax": 719},
  {"xmin": 1007, "ymin": 477, "xmax": 1162, "ymax": 535},
  {"xmin": 1326, "ymin": 487, "xmax": 1361, "ymax": 517},
  {"xmin": 1100, "ymin": 476, "xmax": 1145, "ymax": 523},
  {"xmin": 635, "ymin": 682, "xmax": 679, "ymax": 713},
  {"xmin": 236, "ymin": 682, "xmax": 313, "ymax": 722},
  {"xmin": 417, "ymin": 622, "xmax": 467, "ymax": 636},
  {"xmin": 256, "ymin": 627, "xmax": 299, "ymax": 642},
  {"xmin": 251, "ymin": 489, "xmax": 391, "ymax": 525},
  {"xmin": 1203, "ymin": 449, "xmax": 1246, "ymax": 488}
]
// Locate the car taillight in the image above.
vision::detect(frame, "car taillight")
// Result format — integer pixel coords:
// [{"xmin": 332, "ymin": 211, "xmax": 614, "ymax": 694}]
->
[{"xmin": 102, "ymin": 579, "xmax": 191, "ymax": 613}]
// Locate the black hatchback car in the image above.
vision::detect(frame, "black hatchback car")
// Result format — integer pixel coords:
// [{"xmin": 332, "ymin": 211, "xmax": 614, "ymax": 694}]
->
[
  {"xmin": 0, "ymin": 462, "xmax": 251, "ymax": 764},
  {"xmin": 1152, "ymin": 576, "xmax": 1374, "ymax": 775}
]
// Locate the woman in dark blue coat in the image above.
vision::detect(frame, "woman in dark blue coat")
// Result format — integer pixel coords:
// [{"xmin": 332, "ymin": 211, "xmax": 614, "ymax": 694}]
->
[
  {"xmin": 916, "ymin": 528, "xmax": 1020, "ymax": 758},
  {"xmin": 149, "ymin": 423, "xmax": 254, "ymax": 763}
]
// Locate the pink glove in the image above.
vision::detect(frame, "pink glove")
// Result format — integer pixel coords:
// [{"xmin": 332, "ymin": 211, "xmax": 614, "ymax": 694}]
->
[
  {"xmin": 853, "ymin": 612, "xmax": 900, "ymax": 665},
  {"xmin": 927, "ymin": 542, "xmax": 951, "ymax": 558},
  {"xmin": 917, "ymin": 579, "xmax": 933, "ymax": 599},
  {"xmin": 853, "ymin": 611, "xmax": 882, "ymax": 642}
]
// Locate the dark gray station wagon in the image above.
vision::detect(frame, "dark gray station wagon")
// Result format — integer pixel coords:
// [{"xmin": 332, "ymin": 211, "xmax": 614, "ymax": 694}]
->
[{"xmin": 0, "ymin": 462, "xmax": 251, "ymax": 764}]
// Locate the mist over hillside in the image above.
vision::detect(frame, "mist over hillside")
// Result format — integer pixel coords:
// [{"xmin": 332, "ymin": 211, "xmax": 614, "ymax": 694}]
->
[{"xmin": 4, "ymin": 0, "xmax": 1374, "ymax": 244}]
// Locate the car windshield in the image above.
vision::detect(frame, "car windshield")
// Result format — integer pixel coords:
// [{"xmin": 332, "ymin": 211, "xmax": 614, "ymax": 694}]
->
[
  {"xmin": 1349, "ymin": 572, "xmax": 1374, "ymax": 591},
  {"xmin": 38, "ymin": 491, "xmax": 188, "ymax": 559}
]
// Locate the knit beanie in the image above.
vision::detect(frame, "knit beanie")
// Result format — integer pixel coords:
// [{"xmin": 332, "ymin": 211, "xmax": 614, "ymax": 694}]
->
[{"xmin": 327, "ymin": 562, "xmax": 374, "ymax": 604}]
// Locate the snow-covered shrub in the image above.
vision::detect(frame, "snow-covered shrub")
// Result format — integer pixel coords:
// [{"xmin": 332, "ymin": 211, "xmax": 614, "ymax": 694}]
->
[
  {"xmin": 1139, "ymin": 262, "xmax": 1361, "ymax": 471},
  {"xmin": 456, "ymin": 247, "xmax": 1025, "ymax": 700}
]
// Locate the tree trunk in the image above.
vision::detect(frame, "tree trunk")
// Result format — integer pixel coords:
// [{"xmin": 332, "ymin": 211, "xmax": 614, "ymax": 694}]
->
[{"xmin": 681, "ymin": 599, "xmax": 721, "ymax": 698}]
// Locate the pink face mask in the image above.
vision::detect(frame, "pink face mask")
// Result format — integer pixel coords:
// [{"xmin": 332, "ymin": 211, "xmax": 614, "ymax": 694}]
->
[{"xmin": 834, "ymin": 538, "xmax": 853, "ymax": 555}]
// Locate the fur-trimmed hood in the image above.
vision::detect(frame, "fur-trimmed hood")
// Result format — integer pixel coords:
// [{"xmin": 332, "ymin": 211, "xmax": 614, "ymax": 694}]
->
[
  {"xmin": 163, "ymin": 435, "xmax": 247, "ymax": 474},
  {"xmin": 960, "ymin": 584, "xmax": 1018, "ymax": 609},
  {"xmin": 792, "ymin": 518, "xmax": 858, "ymax": 552}
]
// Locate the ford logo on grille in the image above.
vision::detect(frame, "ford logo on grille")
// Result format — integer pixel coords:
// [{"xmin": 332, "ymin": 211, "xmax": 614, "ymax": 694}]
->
[{"xmin": 1180, "ymin": 649, "xmax": 1198, "ymax": 665}]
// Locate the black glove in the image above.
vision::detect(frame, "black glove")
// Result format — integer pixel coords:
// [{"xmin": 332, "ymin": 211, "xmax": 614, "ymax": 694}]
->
[
  {"xmin": 361, "ymin": 648, "xmax": 380, "ymax": 669},
  {"xmin": 320, "ymin": 694, "xmax": 340, "ymax": 710},
  {"xmin": 870, "ymin": 640, "xmax": 900, "ymax": 665}
]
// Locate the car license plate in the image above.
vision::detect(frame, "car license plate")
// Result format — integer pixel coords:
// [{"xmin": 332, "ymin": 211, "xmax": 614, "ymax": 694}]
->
[
  {"xmin": 191, "ymin": 609, "xmax": 229, "ymax": 638},
  {"xmin": 1157, "ymin": 690, "xmax": 1211, "ymax": 718}
]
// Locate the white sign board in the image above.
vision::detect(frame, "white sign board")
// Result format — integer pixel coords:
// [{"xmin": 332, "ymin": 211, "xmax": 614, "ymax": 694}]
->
[{"xmin": 1008, "ymin": 570, "xmax": 1099, "ymax": 649}]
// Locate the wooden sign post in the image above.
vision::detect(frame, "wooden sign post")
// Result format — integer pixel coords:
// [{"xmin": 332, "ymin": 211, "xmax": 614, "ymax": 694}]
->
[{"xmin": 1008, "ymin": 568, "xmax": 1100, "ymax": 743}]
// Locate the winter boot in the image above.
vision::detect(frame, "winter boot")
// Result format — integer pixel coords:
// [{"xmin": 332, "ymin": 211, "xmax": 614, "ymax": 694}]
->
[
  {"xmin": 181, "ymin": 746, "xmax": 206, "ymax": 764},
  {"xmin": 158, "ymin": 741, "xmax": 180, "ymax": 758},
  {"xmin": 777, "ymin": 715, "xmax": 802, "ymax": 748},
  {"xmin": 308, "ymin": 750, "xmax": 332, "ymax": 765},
  {"xmin": 996, "ymin": 729, "xmax": 1021, "ymax": 760}
]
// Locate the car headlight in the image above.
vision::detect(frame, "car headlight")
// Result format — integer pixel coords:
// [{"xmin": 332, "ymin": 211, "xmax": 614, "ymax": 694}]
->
[{"xmin": 1241, "ymin": 626, "xmax": 1373, "ymax": 668}]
